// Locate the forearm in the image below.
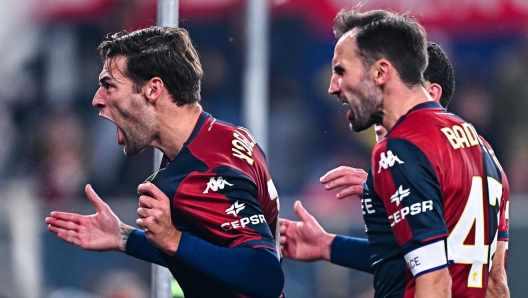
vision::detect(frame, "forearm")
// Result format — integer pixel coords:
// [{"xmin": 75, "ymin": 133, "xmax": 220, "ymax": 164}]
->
[
  {"xmin": 173, "ymin": 233, "xmax": 284, "ymax": 298},
  {"xmin": 415, "ymin": 268, "xmax": 451, "ymax": 298},
  {"xmin": 486, "ymin": 242, "xmax": 509, "ymax": 298},
  {"xmin": 330, "ymin": 235, "xmax": 371, "ymax": 273},
  {"xmin": 125, "ymin": 229, "xmax": 168, "ymax": 267}
]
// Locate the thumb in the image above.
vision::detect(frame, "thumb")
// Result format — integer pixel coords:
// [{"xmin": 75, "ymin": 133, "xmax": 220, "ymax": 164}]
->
[
  {"xmin": 85, "ymin": 184, "xmax": 107, "ymax": 212},
  {"xmin": 294, "ymin": 201, "xmax": 314, "ymax": 223}
]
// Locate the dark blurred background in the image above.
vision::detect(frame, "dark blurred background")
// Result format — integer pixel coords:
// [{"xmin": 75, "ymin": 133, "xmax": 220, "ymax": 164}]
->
[{"xmin": 1, "ymin": 0, "xmax": 527, "ymax": 297}]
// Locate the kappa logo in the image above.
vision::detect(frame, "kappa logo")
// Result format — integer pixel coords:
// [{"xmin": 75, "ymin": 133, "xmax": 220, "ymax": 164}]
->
[
  {"xmin": 225, "ymin": 201, "xmax": 245, "ymax": 217},
  {"xmin": 378, "ymin": 150, "xmax": 404, "ymax": 173},
  {"xmin": 390, "ymin": 185, "xmax": 410, "ymax": 206},
  {"xmin": 203, "ymin": 176, "xmax": 233, "ymax": 194}
]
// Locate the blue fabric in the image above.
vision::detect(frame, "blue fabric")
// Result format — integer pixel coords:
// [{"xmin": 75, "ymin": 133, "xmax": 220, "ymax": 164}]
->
[
  {"xmin": 330, "ymin": 235, "xmax": 372, "ymax": 273},
  {"xmin": 126, "ymin": 231, "xmax": 284, "ymax": 298},
  {"xmin": 125, "ymin": 229, "xmax": 166, "ymax": 266},
  {"xmin": 173, "ymin": 233, "xmax": 284, "ymax": 298}
]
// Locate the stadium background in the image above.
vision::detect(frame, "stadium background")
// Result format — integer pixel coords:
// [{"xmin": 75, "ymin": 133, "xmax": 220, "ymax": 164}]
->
[{"xmin": 1, "ymin": 0, "xmax": 528, "ymax": 297}]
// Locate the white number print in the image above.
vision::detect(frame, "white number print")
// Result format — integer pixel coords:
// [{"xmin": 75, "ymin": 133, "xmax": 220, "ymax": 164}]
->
[{"xmin": 447, "ymin": 176, "xmax": 502, "ymax": 288}]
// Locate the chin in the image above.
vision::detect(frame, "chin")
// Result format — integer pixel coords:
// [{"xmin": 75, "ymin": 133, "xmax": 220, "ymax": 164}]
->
[
  {"xmin": 123, "ymin": 144, "xmax": 146, "ymax": 156},
  {"xmin": 348, "ymin": 118, "xmax": 372, "ymax": 132}
]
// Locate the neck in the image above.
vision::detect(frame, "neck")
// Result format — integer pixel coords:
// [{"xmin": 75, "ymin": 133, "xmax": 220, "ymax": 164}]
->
[
  {"xmin": 153, "ymin": 101, "xmax": 203, "ymax": 160},
  {"xmin": 382, "ymin": 83, "xmax": 432, "ymax": 131}
]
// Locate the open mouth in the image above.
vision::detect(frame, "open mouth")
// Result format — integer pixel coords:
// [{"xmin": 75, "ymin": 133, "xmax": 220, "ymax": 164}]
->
[{"xmin": 99, "ymin": 114, "xmax": 125, "ymax": 145}]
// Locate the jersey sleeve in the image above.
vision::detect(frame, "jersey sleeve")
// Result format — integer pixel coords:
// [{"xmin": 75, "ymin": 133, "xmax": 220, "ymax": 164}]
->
[
  {"xmin": 498, "ymin": 171, "xmax": 509, "ymax": 241},
  {"xmin": 480, "ymin": 137, "xmax": 509, "ymax": 241},
  {"xmin": 330, "ymin": 236, "xmax": 371, "ymax": 273},
  {"xmin": 171, "ymin": 233, "xmax": 284, "ymax": 298},
  {"xmin": 173, "ymin": 165, "xmax": 276, "ymax": 250},
  {"xmin": 372, "ymin": 138, "xmax": 449, "ymax": 276}
]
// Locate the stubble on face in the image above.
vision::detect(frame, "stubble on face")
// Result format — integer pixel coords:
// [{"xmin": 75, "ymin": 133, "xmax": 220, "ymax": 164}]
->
[
  {"xmin": 120, "ymin": 94, "xmax": 157, "ymax": 156},
  {"xmin": 105, "ymin": 57, "xmax": 158, "ymax": 156},
  {"xmin": 333, "ymin": 34, "xmax": 383, "ymax": 132},
  {"xmin": 347, "ymin": 73, "xmax": 383, "ymax": 132}
]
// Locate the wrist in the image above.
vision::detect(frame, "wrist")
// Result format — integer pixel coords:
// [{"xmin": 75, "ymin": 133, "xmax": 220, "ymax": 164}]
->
[
  {"xmin": 321, "ymin": 233, "xmax": 336, "ymax": 261},
  {"xmin": 118, "ymin": 224, "xmax": 135, "ymax": 252},
  {"xmin": 157, "ymin": 228, "xmax": 183, "ymax": 256}
]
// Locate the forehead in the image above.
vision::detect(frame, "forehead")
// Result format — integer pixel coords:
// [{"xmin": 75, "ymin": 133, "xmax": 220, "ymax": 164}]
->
[
  {"xmin": 98, "ymin": 56, "xmax": 129, "ymax": 81},
  {"xmin": 333, "ymin": 30, "xmax": 360, "ymax": 64}
]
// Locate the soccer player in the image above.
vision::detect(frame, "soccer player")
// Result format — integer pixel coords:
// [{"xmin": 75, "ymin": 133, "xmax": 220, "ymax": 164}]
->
[
  {"xmin": 280, "ymin": 42, "xmax": 510, "ymax": 297},
  {"xmin": 45, "ymin": 26, "xmax": 284, "ymax": 298},
  {"xmin": 286, "ymin": 6, "xmax": 508, "ymax": 297}
]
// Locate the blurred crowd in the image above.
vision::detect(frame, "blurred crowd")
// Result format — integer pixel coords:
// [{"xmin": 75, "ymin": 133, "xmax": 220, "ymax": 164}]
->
[{"xmin": 1, "ymin": 0, "xmax": 528, "ymax": 297}]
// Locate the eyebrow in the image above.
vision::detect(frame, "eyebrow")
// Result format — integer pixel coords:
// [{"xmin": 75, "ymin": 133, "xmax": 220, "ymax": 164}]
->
[
  {"xmin": 333, "ymin": 65, "xmax": 344, "ymax": 73},
  {"xmin": 99, "ymin": 76, "xmax": 112, "ymax": 85}
]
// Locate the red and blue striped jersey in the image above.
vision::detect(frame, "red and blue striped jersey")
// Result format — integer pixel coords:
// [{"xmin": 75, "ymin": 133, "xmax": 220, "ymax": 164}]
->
[
  {"xmin": 145, "ymin": 111, "xmax": 281, "ymax": 297},
  {"xmin": 362, "ymin": 102, "xmax": 508, "ymax": 298}
]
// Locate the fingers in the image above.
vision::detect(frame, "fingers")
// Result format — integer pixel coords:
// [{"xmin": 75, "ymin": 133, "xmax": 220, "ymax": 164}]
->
[
  {"xmin": 320, "ymin": 166, "xmax": 367, "ymax": 183},
  {"xmin": 136, "ymin": 218, "xmax": 148, "ymax": 232},
  {"xmin": 137, "ymin": 182, "xmax": 168, "ymax": 202},
  {"xmin": 85, "ymin": 184, "xmax": 107, "ymax": 213},
  {"xmin": 45, "ymin": 216, "xmax": 80, "ymax": 231},
  {"xmin": 46, "ymin": 211, "xmax": 82, "ymax": 224},
  {"xmin": 320, "ymin": 166, "xmax": 348, "ymax": 183},
  {"xmin": 138, "ymin": 195, "xmax": 155, "ymax": 209},
  {"xmin": 336, "ymin": 185, "xmax": 364, "ymax": 199},
  {"xmin": 293, "ymin": 200, "xmax": 314, "ymax": 223}
]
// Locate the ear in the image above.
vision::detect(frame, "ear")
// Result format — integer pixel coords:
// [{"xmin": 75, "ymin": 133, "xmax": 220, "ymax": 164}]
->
[
  {"xmin": 427, "ymin": 82, "xmax": 443, "ymax": 103},
  {"xmin": 143, "ymin": 77, "xmax": 164, "ymax": 103},
  {"xmin": 372, "ymin": 59, "xmax": 391, "ymax": 86}
]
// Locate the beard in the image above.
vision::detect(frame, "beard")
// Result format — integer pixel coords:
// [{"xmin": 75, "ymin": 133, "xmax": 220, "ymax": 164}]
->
[
  {"xmin": 347, "ymin": 77, "xmax": 383, "ymax": 132},
  {"xmin": 120, "ymin": 96, "xmax": 156, "ymax": 156},
  {"xmin": 123, "ymin": 132, "xmax": 147, "ymax": 156}
]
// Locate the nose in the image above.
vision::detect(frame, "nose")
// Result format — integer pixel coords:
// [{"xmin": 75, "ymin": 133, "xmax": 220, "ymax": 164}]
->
[
  {"xmin": 92, "ymin": 87, "xmax": 106, "ymax": 109},
  {"xmin": 328, "ymin": 74, "xmax": 340, "ymax": 95}
]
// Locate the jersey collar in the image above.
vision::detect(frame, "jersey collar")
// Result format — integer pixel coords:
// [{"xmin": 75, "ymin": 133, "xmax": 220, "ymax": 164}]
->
[{"xmin": 385, "ymin": 101, "xmax": 445, "ymax": 138}]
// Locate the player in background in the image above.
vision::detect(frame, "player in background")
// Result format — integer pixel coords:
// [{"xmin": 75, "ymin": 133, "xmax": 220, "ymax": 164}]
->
[
  {"xmin": 45, "ymin": 26, "xmax": 284, "ymax": 298},
  {"xmin": 284, "ymin": 6, "xmax": 508, "ymax": 297},
  {"xmin": 331, "ymin": 6, "xmax": 507, "ymax": 297},
  {"xmin": 280, "ymin": 41, "xmax": 509, "ymax": 297}
]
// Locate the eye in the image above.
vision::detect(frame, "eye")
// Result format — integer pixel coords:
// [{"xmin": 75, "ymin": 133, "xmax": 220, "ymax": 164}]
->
[{"xmin": 333, "ymin": 66, "xmax": 345, "ymax": 75}]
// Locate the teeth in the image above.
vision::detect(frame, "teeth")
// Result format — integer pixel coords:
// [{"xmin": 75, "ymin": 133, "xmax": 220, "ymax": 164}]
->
[{"xmin": 342, "ymin": 102, "xmax": 348, "ymax": 106}]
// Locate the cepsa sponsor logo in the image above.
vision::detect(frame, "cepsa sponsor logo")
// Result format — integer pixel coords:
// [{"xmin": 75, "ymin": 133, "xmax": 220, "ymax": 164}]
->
[
  {"xmin": 389, "ymin": 200, "xmax": 433, "ymax": 227},
  {"xmin": 221, "ymin": 214, "xmax": 267, "ymax": 231}
]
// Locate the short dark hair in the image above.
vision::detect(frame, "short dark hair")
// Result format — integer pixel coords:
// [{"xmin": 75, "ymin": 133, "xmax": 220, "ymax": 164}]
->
[
  {"xmin": 333, "ymin": 5, "xmax": 427, "ymax": 88},
  {"xmin": 97, "ymin": 26, "xmax": 203, "ymax": 106},
  {"xmin": 424, "ymin": 42, "xmax": 455, "ymax": 109}
]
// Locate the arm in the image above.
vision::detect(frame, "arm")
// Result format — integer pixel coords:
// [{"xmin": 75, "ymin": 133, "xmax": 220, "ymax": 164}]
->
[
  {"xmin": 486, "ymin": 241, "xmax": 509, "ymax": 298},
  {"xmin": 320, "ymin": 166, "xmax": 368, "ymax": 199},
  {"xmin": 415, "ymin": 267, "xmax": 452, "ymax": 298},
  {"xmin": 136, "ymin": 181, "xmax": 283, "ymax": 297},
  {"xmin": 330, "ymin": 235, "xmax": 371, "ymax": 272},
  {"xmin": 279, "ymin": 201, "xmax": 372, "ymax": 272},
  {"xmin": 45, "ymin": 184, "xmax": 130, "ymax": 252},
  {"xmin": 174, "ymin": 233, "xmax": 284, "ymax": 298}
]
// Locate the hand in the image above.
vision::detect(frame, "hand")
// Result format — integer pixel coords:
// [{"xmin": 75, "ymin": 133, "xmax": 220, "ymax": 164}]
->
[
  {"xmin": 136, "ymin": 182, "xmax": 181, "ymax": 255},
  {"xmin": 45, "ymin": 184, "xmax": 125, "ymax": 252},
  {"xmin": 320, "ymin": 166, "xmax": 368, "ymax": 199},
  {"xmin": 279, "ymin": 201, "xmax": 335, "ymax": 262}
]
